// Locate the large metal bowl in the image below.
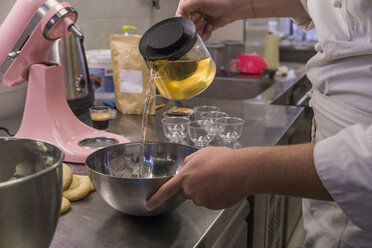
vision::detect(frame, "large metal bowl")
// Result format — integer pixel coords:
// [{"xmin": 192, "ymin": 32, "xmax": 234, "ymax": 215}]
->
[
  {"xmin": 86, "ymin": 142, "xmax": 197, "ymax": 216},
  {"xmin": 0, "ymin": 137, "xmax": 64, "ymax": 248}
]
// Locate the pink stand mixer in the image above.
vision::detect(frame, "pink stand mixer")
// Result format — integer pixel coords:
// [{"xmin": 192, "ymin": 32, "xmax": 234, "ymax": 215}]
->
[{"xmin": 0, "ymin": 0, "xmax": 129, "ymax": 163}]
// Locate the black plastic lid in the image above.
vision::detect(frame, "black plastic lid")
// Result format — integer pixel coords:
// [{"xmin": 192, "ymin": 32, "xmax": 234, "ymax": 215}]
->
[{"xmin": 139, "ymin": 17, "xmax": 197, "ymax": 61}]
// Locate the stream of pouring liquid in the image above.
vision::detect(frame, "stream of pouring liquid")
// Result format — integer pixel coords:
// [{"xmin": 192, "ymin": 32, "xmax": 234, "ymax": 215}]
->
[{"xmin": 136, "ymin": 65, "xmax": 159, "ymax": 178}]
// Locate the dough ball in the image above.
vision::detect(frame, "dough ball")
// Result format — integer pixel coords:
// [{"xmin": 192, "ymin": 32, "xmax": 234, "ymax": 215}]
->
[
  {"xmin": 60, "ymin": 196, "xmax": 71, "ymax": 214},
  {"xmin": 62, "ymin": 163, "xmax": 73, "ymax": 191},
  {"xmin": 63, "ymin": 175, "xmax": 91, "ymax": 201}
]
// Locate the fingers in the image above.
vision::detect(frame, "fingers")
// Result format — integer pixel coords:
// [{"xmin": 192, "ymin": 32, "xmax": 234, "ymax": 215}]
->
[
  {"xmin": 176, "ymin": 0, "xmax": 203, "ymax": 18},
  {"xmin": 201, "ymin": 23, "xmax": 213, "ymax": 41},
  {"xmin": 147, "ymin": 149, "xmax": 200, "ymax": 211},
  {"xmin": 175, "ymin": 0, "xmax": 215, "ymax": 41},
  {"xmin": 209, "ymin": 16, "xmax": 233, "ymax": 30},
  {"xmin": 146, "ymin": 174, "xmax": 183, "ymax": 211},
  {"xmin": 189, "ymin": 12, "xmax": 202, "ymax": 23},
  {"xmin": 175, "ymin": 1, "xmax": 188, "ymax": 17},
  {"xmin": 182, "ymin": 150, "xmax": 199, "ymax": 166},
  {"xmin": 190, "ymin": 13, "xmax": 206, "ymax": 35},
  {"xmin": 192, "ymin": 197, "xmax": 203, "ymax": 206}
]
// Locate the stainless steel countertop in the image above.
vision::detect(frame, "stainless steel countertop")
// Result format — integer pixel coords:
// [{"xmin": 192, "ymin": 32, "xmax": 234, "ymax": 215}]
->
[
  {"xmin": 0, "ymin": 63, "xmax": 306, "ymax": 247},
  {"xmin": 211, "ymin": 62, "xmax": 307, "ymax": 104},
  {"xmin": 250, "ymin": 62, "xmax": 307, "ymax": 104},
  {"xmin": 49, "ymin": 98, "xmax": 304, "ymax": 248}
]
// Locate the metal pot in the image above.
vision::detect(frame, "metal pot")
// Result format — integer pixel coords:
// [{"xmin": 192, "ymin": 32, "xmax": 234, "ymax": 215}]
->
[
  {"xmin": 206, "ymin": 42, "xmax": 225, "ymax": 72},
  {"xmin": 49, "ymin": 28, "xmax": 94, "ymax": 115},
  {"xmin": 0, "ymin": 137, "xmax": 64, "ymax": 248},
  {"xmin": 221, "ymin": 40, "xmax": 245, "ymax": 73}
]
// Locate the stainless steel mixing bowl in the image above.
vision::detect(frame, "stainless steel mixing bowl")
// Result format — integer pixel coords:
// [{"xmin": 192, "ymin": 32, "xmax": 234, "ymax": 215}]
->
[
  {"xmin": 0, "ymin": 137, "xmax": 64, "ymax": 248},
  {"xmin": 86, "ymin": 142, "xmax": 198, "ymax": 216}
]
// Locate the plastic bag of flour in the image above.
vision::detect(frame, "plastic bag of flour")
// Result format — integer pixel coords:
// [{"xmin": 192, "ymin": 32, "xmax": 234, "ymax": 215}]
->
[{"xmin": 110, "ymin": 34, "xmax": 155, "ymax": 115}]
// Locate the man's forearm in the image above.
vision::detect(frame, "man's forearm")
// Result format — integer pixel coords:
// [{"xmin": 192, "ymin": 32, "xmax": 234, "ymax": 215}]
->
[
  {"xmin": 237, "ymin": 143, "xmax": 333, "ymax": 201},
  {"xmin": 243, "ymin": 0, "xmax": 309, "ymax": 19}
]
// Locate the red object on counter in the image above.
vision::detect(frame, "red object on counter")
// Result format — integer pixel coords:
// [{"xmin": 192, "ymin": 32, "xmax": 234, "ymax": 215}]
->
[{"xmin": 237, "ymin": 53, "xmax": 268, "ymax": 74}]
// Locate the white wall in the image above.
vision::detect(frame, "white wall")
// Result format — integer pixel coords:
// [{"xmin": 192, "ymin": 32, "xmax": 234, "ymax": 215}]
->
[
  {"xmin": 0, "ymin": 0, "xmax": 244, "ymax": 120},
  {"xmin": 0, "ymin": 0, "xmax": 244, "ymax": 50}
]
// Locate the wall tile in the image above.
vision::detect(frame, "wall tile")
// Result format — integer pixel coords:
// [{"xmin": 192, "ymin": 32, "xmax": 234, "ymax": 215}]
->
[
  {"xmin": 67, "ymin": 0, "xmax": 88, "ymax": 20},
  {"xmin": 78, "ymin": 17, "xmax": 153, "ymax": 50},
  {"xmin": 131, "ymin": 0, "xmax": 153, "ymax": 17},
  {"xmin": 78, "ymin": 18, "xmax": 117, "ymax": 49},
  {"xmin": 151, "ymin": 1, "xmax": 178, "ymax": 21},
  {"xmin": 0, "ymin": 0, "xmax": 244, "ymax": 50},
  {"xmin": 0, "ymin": 1, "xmax": 13, "ymax": 24},
  {"xmin": 209, "ymin": 21, "xmax": 244, "ymax": 43},
  {"xmin": 124, "ymin": 16, "xmax": 153, "ymax": 35},
  {"xmin": 111, "ymin": 0, "xmax": 136, "ymax": 18},
  {"xmin": 73, "ymin": 0, "xmax": 115, "ymax": 20}
]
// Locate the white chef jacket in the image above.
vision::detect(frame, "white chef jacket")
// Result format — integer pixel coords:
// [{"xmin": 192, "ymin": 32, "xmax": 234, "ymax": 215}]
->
[{"xmin": 292, "ymin": 0, "xmax": 372, "ymax": 247}]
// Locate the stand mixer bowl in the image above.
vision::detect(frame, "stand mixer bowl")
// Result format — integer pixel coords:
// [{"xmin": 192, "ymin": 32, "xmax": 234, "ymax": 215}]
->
[
  {"xmin": 0, "ymin": 137, "xmax": 64, "ymax": 248},
  {"xmin": 86, "ymin": 142, "xmax": 198, "ymax": 216}
]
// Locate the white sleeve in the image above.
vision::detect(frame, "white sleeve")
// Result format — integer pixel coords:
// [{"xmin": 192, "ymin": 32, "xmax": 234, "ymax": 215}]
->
[
  {"xmin": 314, "ymin": 124, "xmax": 372, "ymax": 231},
  {"xmin": 291, "ymin": 0, "xmax": 315, "ymax": 31}
]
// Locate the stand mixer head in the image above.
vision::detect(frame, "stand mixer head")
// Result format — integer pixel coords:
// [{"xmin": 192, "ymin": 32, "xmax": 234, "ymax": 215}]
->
[
  {"xmin": 0, "ymin": 0, "xmax": 129, "ymax": 163},
  {"xmin": 0, "ymin": 0, "xmax": 82, "ymax": 86}
]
